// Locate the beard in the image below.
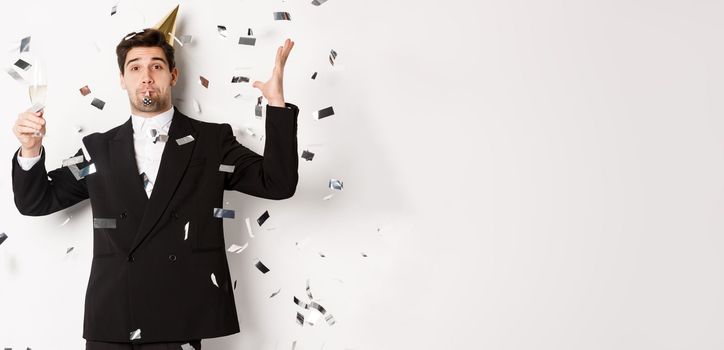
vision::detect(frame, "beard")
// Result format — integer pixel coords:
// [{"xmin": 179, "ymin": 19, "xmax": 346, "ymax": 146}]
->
[{"xmin": 130, "ymin": 91, "xmax": 170, "ymax": 113}]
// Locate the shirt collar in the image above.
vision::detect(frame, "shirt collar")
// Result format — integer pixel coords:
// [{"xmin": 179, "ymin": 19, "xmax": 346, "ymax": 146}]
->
[{"xmin": 131, "ymin": 106, "xmax": 175, "ymax": 135}]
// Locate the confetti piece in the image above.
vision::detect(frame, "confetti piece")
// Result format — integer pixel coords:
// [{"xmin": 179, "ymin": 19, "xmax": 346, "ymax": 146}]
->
[
  {"xmin": 68, "ymin": 165, "xmax": 82, "ymax": 180},
  {"xmin": 181, "ymin": 343, "xmax": 196, "ymax": 350},
  {"xmin": 322, "ymin": 194, "xmax": 334, "ymax": 200},
  {"xmin": 306, "ymin": 279, "xmax": 314, "ymax": 300},
  {"xmin": 311, "ymin": 72, "xmax": 317, "ymax": 80},
  {"xmin": 361, "ymin": 252, "xmax": 368, "ymax": 257},
  {"xmin": 245, "ymin": 217, "xmax": 254, "ymax": 238},
  {"xmin": 129, "ymin": 329, "xmax": 141, "ymax": 340},
  {"xmin": 79, "ymin": 163, "xmax": 96, "ymax": 178},
  {"xmin": 273, "ymin": 12, "xmax": 291, "ymax": 21},
  {"xmin": 184, "ymin": 222, "xmax": 190, "ymax": 240},
  {"xmin": 219, "ymin": 164, "xmax": 235, "ymax": 173},
  {"xmin": 213, "ymin": 208, "xmax": 235, "ymax": 219},
  {"xmin": 245, "ymin": 128, "xmax": 256, "ymax": 137},
  {"xmin": 62, "ymin": 155, "xmax": 84, "ymax": 167},
  {"xmin": 60, "ymin": 217, "xmax": 71, "ymax": 226},
  {"xmin": 141, "ymin": 172, "xmax": 153, "ymax": 192},
  {"xmin": 14, "ymin": 59, "xmax": 30, "ymax": 71},
  {"xmin": 238, "ymin": 37, "xmax": 256, "ymax": 46},
  {"xmin": 20, "ymin": 36, "xmax": 30, "ymax": 53},
  {"xmin": 270, "ymin": 288, "xmax": 281, "ymax": 298},
  {"xmin": 227, "ymin": 242, "xmax": 248, "ymax": 253},
  {"xmin": 81, "ymin": 141, "xmax": 92, "ymax": 161},
  {"xmin": 301, "ymin": 150, "xmax": 314, "ymax": 161},
  {"xmin": 193, "ymin": 98, "xmax": 201, "ymax": 114},
  {"xmin": 211, "ymin": 273, "xmax": 219, "ymax": 287},
  {"xmin": 91, "ymin": 98, "xmax": 105, "ymax": 110},
  {"xmin": 329, "ymin": 179, "xmax": 343, "ymax": 191},
  {"xmin": 329, "ymin": 49, "xmax": 338, "ymax": 66},
  {"xmin": 312, "ymin": 0, "xmax": 329, "ymax": 5},
  {"xmin": 255, "ymin": 259, "xmax": 270, "ymax": 274},
  {"xmin": 93, "ymin": 218, "xmax": 116, "ymax": 229},
  {"xmin": 257, "ymin": 210, "xmax": 270, "ymax": 226},
  {"xmin": 6, "ymin": 68, "xmax": 25, "ymax": 83},
  {"xmin": 0, "ymin": 233, "xmax": 7, "ymax": 246},
  {"xmin": 318, "ymin": 252, "xmax": 326, "ymax": 257},
  {"xmin": 176, "ymin": 135, "xmax": 195, "ymax": 145},
  {"xmin": 324, "ymin": 313, "xmax": 336, "ymax": 326},
  {"xmin": 247, "ymin": 28, "xmax": 254, "ymax": 36},
  {"xmin": 255, "ymin": 96, "xmax": 263, "ymax": 117},
  {"xmin": 66, "ymin": 247, "xmax": 74, "ymax": 254},
  {"xmin": 234, "ymin": 280, "xmax": 237, "ymax": 290},
  {"xmin": 79, "ymin": 85, "xmax": 91, "ymax": 96},
  {"xmin": 199, "ymin": 76, "xmax": 209, "ymax": 88},
  {"xmin": 296, "ymin": 312, "xmax": 305, "ymax": 326},
  {"xmin": 314, "ymin": 106, "xmax": 335, "ymax": 120},
  {"xmin": 217, "ymin": 25, "xmax": 227, "ymax": 38},
  {"xmin": 172, "ymin": 34, "xmax": 193, "ymax": 47},
  {"xmin": 231, "ymin": 76, "xmax": 250, "ymax": 83}
]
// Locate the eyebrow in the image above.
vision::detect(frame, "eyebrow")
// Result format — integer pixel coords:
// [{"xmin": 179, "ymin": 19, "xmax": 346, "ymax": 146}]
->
[{"xmin": 126, "ymin": 56, "xmax": 167, "ymax": 67}]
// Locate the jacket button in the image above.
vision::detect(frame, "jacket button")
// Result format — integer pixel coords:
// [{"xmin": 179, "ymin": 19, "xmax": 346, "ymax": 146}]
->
[
  {"xmin": 127, "ymin": 255, "xmax": 134, "ymax": 262},
  {"xmin": 168, "ymin": 254, "xmax": 177, "ymax": 262},
  {"xmin": 120, "ymin": 212, "xmax": 128, "ymax": 219}
]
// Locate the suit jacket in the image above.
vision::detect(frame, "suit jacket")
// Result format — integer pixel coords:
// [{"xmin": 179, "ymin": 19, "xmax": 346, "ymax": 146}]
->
[{"xmin": 11, "ymin": 104, "xmax": 299, "ymax": 343}]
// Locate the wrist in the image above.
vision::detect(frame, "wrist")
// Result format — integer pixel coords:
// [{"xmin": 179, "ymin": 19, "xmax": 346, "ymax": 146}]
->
[{"xmin": 20, "ymin": 146, "xmax": 41, "ymax": 157}]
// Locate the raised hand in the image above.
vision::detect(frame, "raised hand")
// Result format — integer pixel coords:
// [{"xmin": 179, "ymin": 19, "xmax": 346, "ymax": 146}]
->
[
  {"xmin": 253, "ymin": 38, "xmax": 295, "ymax": 108},
  {"xmin": 13, "ymin": 110, "xmax": 45, "ymax": 157}
]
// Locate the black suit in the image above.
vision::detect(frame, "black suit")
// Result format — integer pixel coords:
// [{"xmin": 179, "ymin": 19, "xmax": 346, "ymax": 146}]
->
[{"xmin": 11, "ymin": 104, "xmax": 299, "ymax": 343}]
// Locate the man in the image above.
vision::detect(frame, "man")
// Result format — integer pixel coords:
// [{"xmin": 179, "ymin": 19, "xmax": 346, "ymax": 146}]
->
[{"xmin": 11, "ymin": 29, "xmax": 298, "ymax": 349}]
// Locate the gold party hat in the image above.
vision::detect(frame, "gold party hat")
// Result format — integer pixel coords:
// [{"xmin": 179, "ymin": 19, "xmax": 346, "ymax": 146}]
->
[{"xmin": 153, "ymin": 5, "xmax": 179, "ymax": 47}]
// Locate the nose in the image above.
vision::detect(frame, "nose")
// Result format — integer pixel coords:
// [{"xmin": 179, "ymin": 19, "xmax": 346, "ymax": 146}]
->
[{"xmin": 140, "ymin": 68, "xmax": 154, "ymax": 85}]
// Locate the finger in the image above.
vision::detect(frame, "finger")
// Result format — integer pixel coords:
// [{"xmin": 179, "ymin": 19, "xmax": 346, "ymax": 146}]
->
[
  {"xmin": 18, "ymin": 119, "xmax": 43, "ymax": 130},
  {"xmin": 275, "ymin": 46, "xmax": 283, "ymax": 67},
  {"xmin": 16, "ymin": 125, "xmax": 41, "ymax": 134},
  {"xmin": 252, "ymin": 81, "xmax": 263, "ymax": 89},
  {"xmin": 23, "ymin": 114, "xmax": 46, "ymax": 126}
]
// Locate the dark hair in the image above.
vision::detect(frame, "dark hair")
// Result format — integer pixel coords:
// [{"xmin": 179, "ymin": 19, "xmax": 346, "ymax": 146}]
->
[{"xmin": 116, "ymin": 28, "xmax": 175, "ymax": 75}]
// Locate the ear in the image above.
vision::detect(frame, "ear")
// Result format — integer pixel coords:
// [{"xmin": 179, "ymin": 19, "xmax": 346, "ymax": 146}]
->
[
  {"xmin": 119, "ymin": 72, "xmax": 127, "ymax": 90},
  {"xmin": 170, "ymin": 67, "xmax": 179, "ymax": 87}
]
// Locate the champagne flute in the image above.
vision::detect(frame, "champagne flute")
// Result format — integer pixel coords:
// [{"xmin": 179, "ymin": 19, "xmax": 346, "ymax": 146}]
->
[{"xmin": 28, "ymin": 59, "xmax": 47, "ymax": 137}]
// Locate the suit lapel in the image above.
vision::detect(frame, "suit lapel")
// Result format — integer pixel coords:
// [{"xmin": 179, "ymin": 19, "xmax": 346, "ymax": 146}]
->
[
  {"xmin": 130, "ymin": 110, "xmax": 197, "ymax": 253},
  {"xmin": 108, "ymin": 117, "xmax": 148, "ymax": 228}
]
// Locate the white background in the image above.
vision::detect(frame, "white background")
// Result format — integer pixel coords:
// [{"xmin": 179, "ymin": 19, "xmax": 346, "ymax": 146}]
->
[{"xmin": 1, "ymin": 0, "xmax": 724, "ymax": 349}]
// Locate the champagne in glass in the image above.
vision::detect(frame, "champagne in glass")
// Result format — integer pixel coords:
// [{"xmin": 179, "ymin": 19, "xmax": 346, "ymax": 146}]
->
[{"xmin": 28, "ymin": 59, "xmax": 47, "ymax": 137}]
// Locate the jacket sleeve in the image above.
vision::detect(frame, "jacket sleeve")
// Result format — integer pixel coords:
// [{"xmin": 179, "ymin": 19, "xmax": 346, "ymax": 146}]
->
[
  {"xmin": 11, "ymin": 147, "xmax": 90, "ymax": 216},
  {"xmin": 220, "ymin": 103, "xmax": 299, "ymax": 199}
]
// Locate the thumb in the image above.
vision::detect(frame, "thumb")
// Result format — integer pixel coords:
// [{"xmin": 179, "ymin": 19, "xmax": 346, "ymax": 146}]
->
[{"xmin": 252, "ymin": 81, "xmax": 263, "ymax": 89}]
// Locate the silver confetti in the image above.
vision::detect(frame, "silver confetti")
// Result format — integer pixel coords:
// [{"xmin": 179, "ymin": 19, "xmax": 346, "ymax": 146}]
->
[
  {"xmin": 255, "ymin": 96, "xmax": 263, "ymax": 117},
  {"xmin": 0, "ymin": 232, "xmax": 7, "ymax": 246},
  {"xmin": 219, "ymin": 164, "xmax": 235, "ymax": 173},
  {"xmin": 257, "ymin": 210, "xmax": 270, "ymax": 226},
  {"xmin": 181, "ymin": 343, "xmax": 196, "ymax": 350},
  {"xmin": 199, "ymin": 76, "xmax": 209, "ymax": 88},
  {"xmin": 238, "ymin": 37, "xmax": 256, "ymax": 46},
  {"xmin": 231, "ymin": 76, "xmax": 250, "ymax": 83},
  {"xmin": 324, "ymin": 313, "xmax": 336, "ymax": 326},
  {"xmin": 62, "ymin": 155, "xmax": 84, "ymax": 167},
  {"xmin": 217, "ymin": 25, "xmax": 228, "ymax": 38},
  {"xmin": 312, "ymin": 0, "xmax": 328, "ymax": 5},
  {"xmin": 172, "ymin": 34, "xmax": 193, "ymax": 47},
  {"xmin": 6, "ymin": 68, "xmax": 25, "ymax": 83},
  {"xmin": 91, "ymin": 97, "xmax": 105, "ymax": 110},
  {"xmin": 322, "ymin": 194, "xmax": 334, "ymax": 201},
  {"xmin": 68, "ymin": 164, "xmax": 82, "ymax": 180},
  {"xmin": 255, "ymin": 259, "xmax": 270, "ymax": 274},
  {"xmin": 329, "ymin": 179, "xmax": 343, "ymax": 191},
  {"xmin": 60, "ymin": 217, "xmax": 71, "ymax": 226},
  {"xmin": 296, "ymin": 312, "xmax": 305, "ymax": 326},
  {"xmin": 193, "ymin": 99, "xmax": 201, "ymax": 114},
  {"xmin": 93, "ymin": 218, "xmax": 116, "ymax": 229},
  {"xmin": 129, "ymin": 328, "xmax": 141, "ymax": 340},
  {"xmin": 184, "ymin": 222, "xmax": 190, "ymax": 240},
  {"xmin": 79, "ymin": 163, "xmax": 96, "ymax": 178},
  {"xmin": 227, "ymin": 242, "xmax": 248, "ymax": 253},
  {"xmin": 306, "ymin": 279, "xmax": 314, "ymax": 301},
  {"xmin": 270, "ymin": 288, "xmax": 281, "ymax": 298},
  {"xmin": 301, "ymin": 150, "xmax": 314, "ymax": 161},
  {"xmin": 211, "ymin": 273, "xmax": 219, "ymax": 287},
  {"xmin": 361, "ymin": 252, "xmax": 368, "ymax": 257},
  {"xmin": 329, "ymin": 49, "xmax": 337, "ymax": 66},
  {"xmin": 314, "ymin": 106, "xmax": 335, "ymax": 120},
  {"xmin": 234, "ymin": 280, "xmax": 237, "ymax": 290},
  {"xmin": 66, "ymin": 247, "xmax": 74, "ymax": 254},
  {"xmin": 213, "ymin": 208, "xmax": 235, "ymax": 219},
  {"xmin": 293, "ymin": 296, "xmax": 309, "ymax": 309},
  {"xmin": 245, "ymin": 217, "xmax": 254, "ymax": 238},
  {"xmin": 247, "ymin": 28, "xmax": 254, "ymax": 36},
  {"xmin": 318, "ymin": 252, "xmax": 326, "ymax": 257},
  {"xmin": 311, "ymin": 72, "xmax": 317, "ymax": 80},
  {"xmin": 20, "ymin": 36, "xmax": 30, "ymax": 53},
  {"xmin": 14, "ymin": 59, "xmax": 31, "ymax": 71},
  {"xmin": 245, "ymin": 128, "xmax": 256, "ymax": 137},
  {"xmin": 81, "ymin": 141, "xmax": 92, "ymax": 161},
  {"xmin": 273, "ymin": 12, "xmax": 292, "ymax": 21},
  {"xmin": 111, "ymin": 4, "xmax": 118, "ymax": 15},
  {"xmin": 292, "ymin": 340, "xmax": 297, "ymax": 350},
  {"xmin": 176, "ymin": 135, "xmax": 195, "ymax": 145}
]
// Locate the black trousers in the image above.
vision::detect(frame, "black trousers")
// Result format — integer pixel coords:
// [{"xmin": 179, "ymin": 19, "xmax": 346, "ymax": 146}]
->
[{"xmin": 85, "ymin": 340, "xmax": 201, "ymax": 350}]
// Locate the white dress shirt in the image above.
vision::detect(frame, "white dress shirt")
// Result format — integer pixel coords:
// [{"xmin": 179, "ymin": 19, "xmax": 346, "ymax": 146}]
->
[{"xmin": 17, "ymin": 106, "xmax": 175, "ymax": 198}]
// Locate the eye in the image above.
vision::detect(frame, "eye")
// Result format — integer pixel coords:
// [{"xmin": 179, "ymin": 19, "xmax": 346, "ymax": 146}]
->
[
  {"xmin": 154, "ymin": 64, "xmax": 162, "ymax": 70},
  {"xmin": 130, "ymin": 66, "xmax": 139, "ymax": 71}
]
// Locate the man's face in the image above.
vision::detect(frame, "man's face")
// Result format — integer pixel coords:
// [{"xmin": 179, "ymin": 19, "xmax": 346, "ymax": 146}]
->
[{"xmin": 120, "ymin": 46, "xmax": 178, "ymax": 116}]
